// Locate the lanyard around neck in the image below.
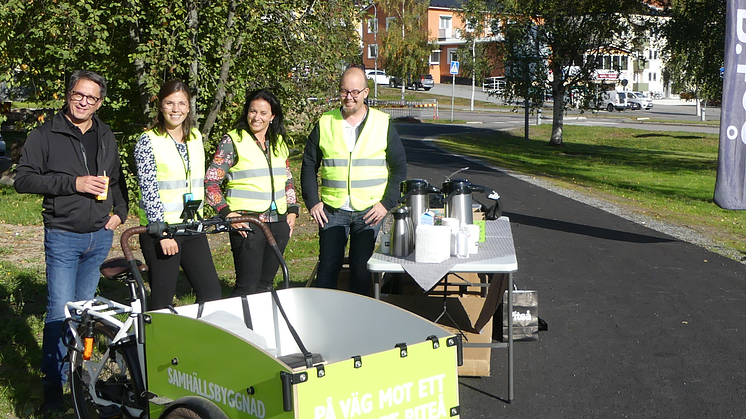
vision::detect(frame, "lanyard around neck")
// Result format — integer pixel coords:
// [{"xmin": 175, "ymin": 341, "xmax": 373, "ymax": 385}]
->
[{"xmin": 168, "ymin": 133, "xmax": 192, "ymax": 193}]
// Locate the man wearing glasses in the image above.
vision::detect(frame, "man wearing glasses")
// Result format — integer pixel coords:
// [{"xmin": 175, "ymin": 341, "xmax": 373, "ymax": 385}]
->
[
  {"xmin": 15, "ymin": 70, "xmax": 128, "ymax": 412},
  {"xmin": 302, "ymin": 66, "xmax": 406, "ymax": 295}
]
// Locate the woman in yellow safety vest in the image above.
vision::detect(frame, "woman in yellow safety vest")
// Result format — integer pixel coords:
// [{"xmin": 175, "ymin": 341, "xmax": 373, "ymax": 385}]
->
[
  {"xmin": 134, "ymin": 79, "xmax": 223, "ymax": 309},
  {"xmin": 205, "ymin": 88, "xmax": 299, "ymax": 295}
]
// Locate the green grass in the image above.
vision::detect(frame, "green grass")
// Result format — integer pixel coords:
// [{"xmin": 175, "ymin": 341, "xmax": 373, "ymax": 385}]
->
[
  {"xmin": 0, "ymin": 261, "xmax": 47, "ymax": 418},
  {"xmin": 438, "ymin": 124, "xmax": 746, "ymax": 256},
  {"xmin": 0, "ymin": 186, "xmax": 43, "ymax": 225}
]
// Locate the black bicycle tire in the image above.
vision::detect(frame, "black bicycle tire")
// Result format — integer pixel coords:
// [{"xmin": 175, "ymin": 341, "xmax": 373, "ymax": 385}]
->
[{"xmin": 69, "ymin": 322, "xmax": 142, "ymax": 419}]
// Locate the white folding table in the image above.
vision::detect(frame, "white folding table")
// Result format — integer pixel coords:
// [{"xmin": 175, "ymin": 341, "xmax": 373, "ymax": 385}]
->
[{"xmin": 367, "ymin": 217, "xmax": 518, "ymax": 402}]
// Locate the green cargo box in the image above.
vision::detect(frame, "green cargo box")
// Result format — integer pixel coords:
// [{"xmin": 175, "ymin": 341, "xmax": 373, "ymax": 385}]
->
[{"xmin": 144, "ymin": 288, "xmax": 461, "ymax": 419}]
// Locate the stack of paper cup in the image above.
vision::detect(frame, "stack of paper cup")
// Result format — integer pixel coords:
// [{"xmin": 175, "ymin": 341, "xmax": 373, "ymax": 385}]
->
[
  {"xmin": 442, "ymin": 218, "xmax": 460, "ymax": 255},
  {"xmin": 466, "ymin": 224, "xmax": 480, "ymax": 254}
]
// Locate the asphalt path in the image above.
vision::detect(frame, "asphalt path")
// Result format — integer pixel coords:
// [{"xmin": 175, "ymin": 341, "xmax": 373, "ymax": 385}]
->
[{"xmin": 394, "ymin": 122, "xmax": 746, "ymax": 418}]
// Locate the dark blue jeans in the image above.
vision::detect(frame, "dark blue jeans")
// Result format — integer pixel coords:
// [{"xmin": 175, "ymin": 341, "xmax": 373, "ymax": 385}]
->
[
  {"xmin": 316, "ymin": 205, "xmax": 381, "ymax": 295},
  {"xmin": 42, "ymin": 227, "xmax": 113, "ymax": 386}
]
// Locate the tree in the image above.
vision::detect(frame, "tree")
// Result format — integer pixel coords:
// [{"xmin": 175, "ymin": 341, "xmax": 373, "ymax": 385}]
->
[
  {"xmin": 0, "ymin": 0, "xmax": 360, "ymax": 162},
  {"xmin": 662, "ymin": 0, "xmax": 725, "ymax": 113},
  {"xmin": 378, "ymin": 0, "xmax": 431, "ymax": 100},
  {"xmin": 472, "ymin": 0, "xmax": 651, "ymax": 146},
  {"xmin": 456, "ymin": 0, "xmax": 504, "ymax": 110}
]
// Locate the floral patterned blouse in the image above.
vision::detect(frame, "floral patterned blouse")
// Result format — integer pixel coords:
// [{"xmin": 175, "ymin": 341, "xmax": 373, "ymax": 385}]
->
[{"xmin": 205, "ymin": 134, "xmax": 299, "ymax": 222}]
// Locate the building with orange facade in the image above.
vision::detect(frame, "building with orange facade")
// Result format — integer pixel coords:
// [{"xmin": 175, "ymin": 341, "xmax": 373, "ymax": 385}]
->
[{"xmin": 360, "ymin": 0, "xmax": 504, "ymax": 84}]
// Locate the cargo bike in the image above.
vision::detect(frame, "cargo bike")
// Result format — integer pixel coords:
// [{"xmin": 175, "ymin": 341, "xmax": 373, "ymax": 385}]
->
[{"xmin": 63, "ymin": 214, "xmax": 464, "ymax": 419}]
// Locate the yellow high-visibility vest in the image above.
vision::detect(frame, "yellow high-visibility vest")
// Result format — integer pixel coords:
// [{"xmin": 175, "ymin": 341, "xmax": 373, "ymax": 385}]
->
[
  {"xmin": 318, "ymin": 108, "xmax": 389, "ymax": 209},
  {"xmin": 139, "ymin": 128, "xmax": 205, "ymax": 225},
  {"xmin": 224, "ymin": 129, "xmax": 288, "ymax": 214}
]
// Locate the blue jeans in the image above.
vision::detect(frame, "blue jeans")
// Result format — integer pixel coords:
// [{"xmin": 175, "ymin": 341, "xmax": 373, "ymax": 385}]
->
[
  {"xmin": 41, "ymin": 227, "xmax": 113, "ymax": 386},
  {"xmin": 316, "ymin": 206, "xmax": 381, "ymax": 295}
]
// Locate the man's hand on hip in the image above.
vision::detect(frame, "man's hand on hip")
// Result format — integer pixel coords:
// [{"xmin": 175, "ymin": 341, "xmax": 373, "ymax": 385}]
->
[
  {"xmin": 104, "ymin": 215, "xmax": 122, "ymax": 230},
  {"xmin": 363, "ymin": 202, "xmax": 387, "ymax": 226},
  {"xmin": 310, "ymin": 202, "xmax": 328, "ymax": 228}
]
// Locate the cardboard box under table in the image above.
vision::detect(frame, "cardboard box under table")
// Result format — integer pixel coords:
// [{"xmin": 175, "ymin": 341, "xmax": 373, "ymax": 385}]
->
[{"xmin": 367, "ymin": 217, "xmax": 518, "ymax": 401}]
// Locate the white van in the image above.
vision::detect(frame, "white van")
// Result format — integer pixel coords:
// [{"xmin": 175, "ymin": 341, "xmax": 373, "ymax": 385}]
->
[{"xmin": 599, "ymin": 91, "xmax": 629, "ymax": 112}]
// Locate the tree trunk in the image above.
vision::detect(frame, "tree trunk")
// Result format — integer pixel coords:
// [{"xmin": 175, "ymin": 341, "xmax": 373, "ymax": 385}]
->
[
  {"xmin": 126, "ymin": 2, "xmax": 150, "ymax": 119},
  {"xmin": 549, "ymin": 65, "xmax": 564, "ymax": 146},
  {"xmin": 200, "ymin": 0, "xmax": 240, "ymax": 141},
  {"xmin": 187, "ymin": 0, "xmax": 200, "ymax": 129}
]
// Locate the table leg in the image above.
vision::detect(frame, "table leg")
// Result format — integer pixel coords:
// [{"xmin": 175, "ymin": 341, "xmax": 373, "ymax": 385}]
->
[{"xmin": 508, "ymin": 271, "xmax": 514, "ymax": 403}]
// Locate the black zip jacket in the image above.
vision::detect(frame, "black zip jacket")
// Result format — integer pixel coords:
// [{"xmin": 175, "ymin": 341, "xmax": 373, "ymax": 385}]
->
[{"xmin": 14, "ymin": 110, "xmax": 129, "ymax": 232}]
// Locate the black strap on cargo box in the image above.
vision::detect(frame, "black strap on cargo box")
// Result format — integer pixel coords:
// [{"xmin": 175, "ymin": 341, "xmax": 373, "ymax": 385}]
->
[
  {"xmin": 270, "ymin": 288, "xmax": 314, "ymax": 368},
  {"xmin": 241, "ymin": 295, "xmax": 253, "ymax": 330}
]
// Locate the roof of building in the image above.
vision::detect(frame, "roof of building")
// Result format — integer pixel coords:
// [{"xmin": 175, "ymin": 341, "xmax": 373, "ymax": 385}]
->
[{"xmin": 430, "ymin": 0, "xmax": 460, "ymax": 8}]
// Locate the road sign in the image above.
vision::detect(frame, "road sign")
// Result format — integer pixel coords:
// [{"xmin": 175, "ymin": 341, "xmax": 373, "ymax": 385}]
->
[{"xmin": 450, "ymin": 61, "xmax": 459, "ymax": 75}]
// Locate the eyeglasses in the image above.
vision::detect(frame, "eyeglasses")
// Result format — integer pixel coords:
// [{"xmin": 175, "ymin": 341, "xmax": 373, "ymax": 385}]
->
[
  {"xmin": 69, "ymin": 91, "xmax": 101, "ymax": 105},
  {"xmin": 162, "ymin": 100, "xmax": 190, "ymax": 111},
  {"xmin": 339, "ymin": 88, "xmax": 368, "ymax": 98}
]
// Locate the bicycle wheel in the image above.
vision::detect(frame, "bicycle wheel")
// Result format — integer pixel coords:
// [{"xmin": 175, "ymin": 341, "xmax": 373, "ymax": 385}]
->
[
  {"xmin": 69, "ymin": 322, "xmax": 142, "ymax": 419},
  {"xmin": 162, "ymin": 397, "xmax": 229, "ymax": 419},
  {"xmin": 163, "ymin": 407, "xmax": 206, "ymax": 419}
]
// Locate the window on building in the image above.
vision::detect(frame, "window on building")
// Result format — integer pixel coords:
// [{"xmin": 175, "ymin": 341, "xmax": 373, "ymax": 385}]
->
[
  {"xmin": 368, "ymin": 44, "xmax": 378, "ymax": 59},
  {"xmin": 367, "ymin": 18, "xmax": 378, "ymax": 34},
  {"xmin": 430, "ymin": 50, "xmax": 441, "ymax": 65},
  {"xmin": 386, "ymin": 17, "xmax": 396, "ymax": 31},
  {"xmin": 448, "ymin": 48, "xmax": 458, "ymax": 63},
  {"xmin": 648, "ymin": 72, "xmax": 657, "ymax": 81},
  {"xmin": 439, "ymin": 16, "xmax": 452, "ymax": 39}
]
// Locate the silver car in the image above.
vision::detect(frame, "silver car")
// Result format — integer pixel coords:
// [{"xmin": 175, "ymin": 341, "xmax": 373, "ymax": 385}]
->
[{"xmin": 629, "ymin": 92, "xmax": 654, "ymax": 110}]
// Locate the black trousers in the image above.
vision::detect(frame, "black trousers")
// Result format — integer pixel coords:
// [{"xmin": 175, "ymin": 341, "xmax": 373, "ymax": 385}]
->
[
  {"xmin": 229, "ymin": 220, "xmax": 290, "ymax": 296},
  {"xmin": 139, "ymin": 233, "xmax": 223, "ymax": 310}
]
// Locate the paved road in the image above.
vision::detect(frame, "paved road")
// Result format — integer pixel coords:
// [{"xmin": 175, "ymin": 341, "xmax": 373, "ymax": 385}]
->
[
  {"xmin": 376, "ymin": 82, "xmax": 721, "ymax": 126},
  {"xmin": 394, "ymin": 122, "xmax": 746, "ymax": 418}
]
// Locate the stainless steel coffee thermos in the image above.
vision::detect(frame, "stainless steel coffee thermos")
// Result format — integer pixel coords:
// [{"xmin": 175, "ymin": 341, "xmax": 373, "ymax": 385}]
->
[
  {"xmin": 399, "ymin": 179, "xmax": 441, "ymax": 226},
  {"xmin": 441, "ymin": 179, "xmax": 485, "ymax": 225},
  {"xmin": 390, "ymin": 206, "xmax": 414, "ymax": 257}
]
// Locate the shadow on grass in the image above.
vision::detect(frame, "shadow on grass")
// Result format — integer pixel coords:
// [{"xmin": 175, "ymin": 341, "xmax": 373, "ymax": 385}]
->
[{"xmin": 0, "ymin": 269, "xmax": 48, "ymax": 417}]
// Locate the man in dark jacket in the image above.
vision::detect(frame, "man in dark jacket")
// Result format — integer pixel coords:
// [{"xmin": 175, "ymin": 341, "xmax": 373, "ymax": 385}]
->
[
  {"xmin": 14, "ymin": 70, "xmax": 128, "ymax": 412},
  {"xmin": 301, "ymin": 67, "xmax": 407, "ymax": 295}
]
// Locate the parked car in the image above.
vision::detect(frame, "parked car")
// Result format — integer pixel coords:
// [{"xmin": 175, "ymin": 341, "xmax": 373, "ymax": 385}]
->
[
  {"xmin": 0, "ymin": 133, "xmax": 5, "ymax": 158},
  {"xmin": 365, "ymin": 69, "xmax": 390, "ymax": 85},
  {"xmin": 389, "ymin": 74, "xmax": 434, "ymax": 91},
  {"xmin": 628, "ymin": 91, "xmax": 654, "ymax": 110},
  {"xmin": 599, "ymin": 90, "xmax": 629, "ymax": 112}
]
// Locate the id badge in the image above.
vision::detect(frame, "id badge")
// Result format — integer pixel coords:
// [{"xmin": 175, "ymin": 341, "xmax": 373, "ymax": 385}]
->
[{"xmin": 183, "ymin": 193, "xmax": 194, "ymax": 204}]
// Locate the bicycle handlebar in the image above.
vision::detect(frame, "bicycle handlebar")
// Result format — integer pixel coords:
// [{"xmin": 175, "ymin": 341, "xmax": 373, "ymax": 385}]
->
[
  {"xmin": 121, "ymin": 215, "xmax": 277, "ymax": 260},
  {"xmin": 119, "ymin": 216, "xmax": 289, "ymax": 312}
]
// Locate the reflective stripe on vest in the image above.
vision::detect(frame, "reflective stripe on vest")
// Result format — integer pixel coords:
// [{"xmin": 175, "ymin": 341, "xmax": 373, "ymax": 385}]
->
[
  {"xmin": 138, "ymin": 128, "xmax": 206, "ymax": 225},
  {"xmin": 224, "ymin": 129, "xmax": 289, "ymax": 213},
  {"xmin": 318, "ymin": 108, "xmax": 389, "ymax": 209}
]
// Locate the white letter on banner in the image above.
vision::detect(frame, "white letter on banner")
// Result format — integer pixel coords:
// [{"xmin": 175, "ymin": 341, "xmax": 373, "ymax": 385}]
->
[{"xmin": 737, "ymin": 10, "xmax": 746, "ymax": 43}]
